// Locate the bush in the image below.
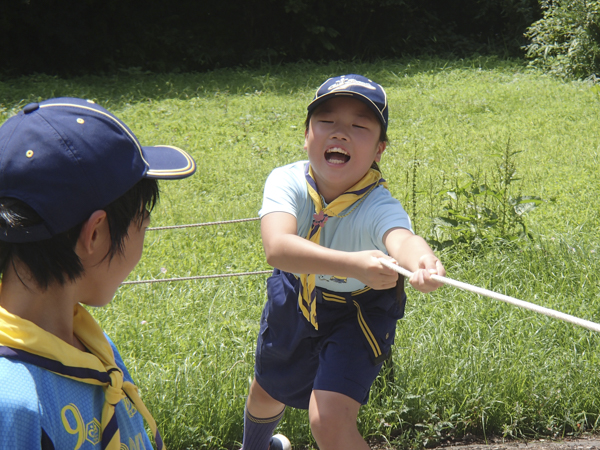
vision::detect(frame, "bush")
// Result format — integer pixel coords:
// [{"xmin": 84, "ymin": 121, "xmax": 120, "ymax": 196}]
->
[
  {"xmin": 1, "ymin": 0, "xmax": 540, "ymax": 77},
  {"xmin": 524, "ymin": 0, "xmax": 600, "ymax": 79},
  {"xmin": 428, "ymin": 139, "xmax": 543, "ymax": 250}
]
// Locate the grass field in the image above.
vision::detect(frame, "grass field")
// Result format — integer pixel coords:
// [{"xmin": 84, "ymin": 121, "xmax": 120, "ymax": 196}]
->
[{"xmin": 2, "ymin": 57, "xmax": 600, "ymax": 449}]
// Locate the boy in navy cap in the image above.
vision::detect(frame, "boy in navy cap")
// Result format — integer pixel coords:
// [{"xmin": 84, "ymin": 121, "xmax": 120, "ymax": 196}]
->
[
  {"xmin": 241, "ymin": 75, "xmax": 445, "ymax": 450},
  {"xmin": 0, "ymin": 98, "xmax": 196, "ymax": 449}
]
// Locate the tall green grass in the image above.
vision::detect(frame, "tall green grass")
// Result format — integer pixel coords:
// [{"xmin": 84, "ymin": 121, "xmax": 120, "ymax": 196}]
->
[{"xmin": 2, "ymin": 57, "xmax": 600, "ymax": 449}]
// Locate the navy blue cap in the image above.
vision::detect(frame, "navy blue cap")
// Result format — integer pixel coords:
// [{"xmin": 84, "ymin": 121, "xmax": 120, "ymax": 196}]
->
[
  {"xmin": 0, "ymin": 97, "xmax": 196, "ymax": 243},
  {"xmin": 307, "ymin": 74, "xmax": 388, "ymax": 131}
]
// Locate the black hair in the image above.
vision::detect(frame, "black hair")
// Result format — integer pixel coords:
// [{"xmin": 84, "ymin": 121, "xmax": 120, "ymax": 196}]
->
[
  {"xmin": 0, "ymin": 178, "xmax": 159, "ymax": 289},
  {"xmin": 304, "ymin": 105, "xmax": 389, "ymax": 143}
]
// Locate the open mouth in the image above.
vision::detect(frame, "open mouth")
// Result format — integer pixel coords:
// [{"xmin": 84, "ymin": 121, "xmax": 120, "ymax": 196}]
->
[{"xmin": 325, "ymin": 147, "xmax": 350, "ymax": 164}]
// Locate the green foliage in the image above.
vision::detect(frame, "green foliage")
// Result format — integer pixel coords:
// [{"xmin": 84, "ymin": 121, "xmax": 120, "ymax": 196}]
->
[
  {"xmin": 430, "ymin": 139, "xmax": 544, "ymax": 250},
  {"xmin": 0, "ymin": 0, "xmax": 540, "ymax": 77},
  {"xmin": 524, "ymin": 0, "xmax": 600, "ymax": 79}
]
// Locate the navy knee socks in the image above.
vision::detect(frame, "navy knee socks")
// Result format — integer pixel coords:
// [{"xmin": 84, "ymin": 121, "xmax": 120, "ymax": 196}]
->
[{"xmin": 241, "ymin": 406, "xmax": 285, "ymax": 450}]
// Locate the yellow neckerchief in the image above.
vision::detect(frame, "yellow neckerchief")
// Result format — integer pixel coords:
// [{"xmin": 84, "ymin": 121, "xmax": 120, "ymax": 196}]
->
[
  {"xmin": 0, "ymin": 303, "xmax": 164, "ymax": 450},
  {"xmin": 301, "ymin": 163, "xmax": 388, "ymax": 329}
]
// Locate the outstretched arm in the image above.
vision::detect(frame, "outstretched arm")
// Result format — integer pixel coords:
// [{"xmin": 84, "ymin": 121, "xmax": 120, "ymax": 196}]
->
[
  {"xmin": 383, "ymin": 227, "xmax": 445, "ymax": 293},
  {"xmin": 261, "ymin": 212, "xmax": 400, "ymax": 290}
]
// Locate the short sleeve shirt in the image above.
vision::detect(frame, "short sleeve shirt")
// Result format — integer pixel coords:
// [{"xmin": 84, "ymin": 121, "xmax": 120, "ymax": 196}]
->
[
  {"xmin": 259, "ymin": 161, "xmax": 412, "ymax": 292},
  {"xmin": 0, "ymin": 335, "xmax": 154, "ymax": 449}
]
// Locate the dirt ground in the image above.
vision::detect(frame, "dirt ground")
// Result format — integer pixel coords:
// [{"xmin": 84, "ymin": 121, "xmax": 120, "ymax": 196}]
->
[
  {"xmin": 289, "ymin": 435, "xmax": 600, "ymax": 450},
  {"xmin": 367, "ymin": 434, "xmax": 600, "ymax": 450},
  {"xmin": 437, "ymin": 436, "xmax": 600, "ymax": 450}
]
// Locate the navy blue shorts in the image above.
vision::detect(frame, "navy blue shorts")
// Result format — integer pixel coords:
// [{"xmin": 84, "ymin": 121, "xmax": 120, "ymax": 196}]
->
[{"xmin": 255, "ymin": 269, "xmax": 406, "ymax": 410}]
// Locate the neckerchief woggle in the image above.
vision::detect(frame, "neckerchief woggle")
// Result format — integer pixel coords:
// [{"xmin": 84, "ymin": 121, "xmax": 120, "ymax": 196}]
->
[
  {"xmin": 0, "ymin": 303, "xmax": 164, "ymax": 450},
  {"xmin": 301, "ymin": 163, "xmax": 388, "ymax": 329}
]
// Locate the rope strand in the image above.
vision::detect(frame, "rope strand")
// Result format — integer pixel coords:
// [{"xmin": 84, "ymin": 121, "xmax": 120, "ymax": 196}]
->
[
  {"xmin": 132, "ymin": 216, "xmax": 600, "ymax": 335},
  {"xmin": 378, "ymin": 257, "xmax": 600, "ymax": 334},
  {"xmin": 122, "ymin": 270, "xmax": 272, "ymax": 285},
  {"xmin": 147, "ymin": 217, "xmax": 259, "ymax": 231},
  {"xmin": 122, "ymin": 217, "xmax": 264, "ymax": 285}
]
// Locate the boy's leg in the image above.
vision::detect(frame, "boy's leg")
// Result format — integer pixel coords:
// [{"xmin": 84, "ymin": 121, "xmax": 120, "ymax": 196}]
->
[
  {"xmin": 308, "ymin": 389, "xmax": 370, "ymax": 450},
  {"xmin": 242, "ymin": 379, "xmax": 286, "ymax": 450}
]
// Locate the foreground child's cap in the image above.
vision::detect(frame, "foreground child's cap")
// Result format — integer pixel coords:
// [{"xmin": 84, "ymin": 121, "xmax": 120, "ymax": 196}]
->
[
  {"xmin": 0, "ymin": 97, "xmax": 196, "ymax": 243},
  {"xmin": 307, "ymin": 74, "xmax": 388, "ymax": 131}
]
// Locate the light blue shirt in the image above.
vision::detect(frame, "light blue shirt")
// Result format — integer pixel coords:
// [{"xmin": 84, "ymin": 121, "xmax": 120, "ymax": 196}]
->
[
  {"xmin": 259, "ymin": 161, "xmax": 412, "ymax": 292},
  {"xmin": 0, "ymin": 335, "xmax": 153, "ymax": 450}
]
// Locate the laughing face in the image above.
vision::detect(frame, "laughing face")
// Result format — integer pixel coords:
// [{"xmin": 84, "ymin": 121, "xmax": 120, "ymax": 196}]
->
[{"xmin": 304, "ymin": 96, "xmax": 386, "ymax": 202}]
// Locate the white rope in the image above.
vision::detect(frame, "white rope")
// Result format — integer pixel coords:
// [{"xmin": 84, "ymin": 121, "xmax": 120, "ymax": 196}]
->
[
  {"xmin": 122, "ymin": 270, "xmax": 272, "ymax": 285},
  {"xmin": 147, "ymin": 217, "xmax": 259, "ymax": 231},
  {"xmin": 378, "ymin": 258, "xmax": 600, "ymax": 334},
  {"xmin": 136, "ymin": 216, "xmax": 600, "ymax": 334},
  {"xmin": 119, "ymin": 218, "xmax": 265, "ymax": 286}
]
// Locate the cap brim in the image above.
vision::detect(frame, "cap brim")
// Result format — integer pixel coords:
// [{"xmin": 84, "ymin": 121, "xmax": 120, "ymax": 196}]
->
[
  {"xmin": 307, "ymin": 92, "xmax": 387, "ymax": 128},
  {"xmin": 142, "ymin": 145, "xmax": 196, "ymax": 179}
]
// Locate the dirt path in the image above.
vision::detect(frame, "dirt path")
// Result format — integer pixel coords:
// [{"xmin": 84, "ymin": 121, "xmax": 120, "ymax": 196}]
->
[
  {"xmin": 438, "ymin": 436, "xmax": 600, "ymax": 450},
  {"xmin": 366, "ymin": 435, "xmax": 600, "ymax": 450}
]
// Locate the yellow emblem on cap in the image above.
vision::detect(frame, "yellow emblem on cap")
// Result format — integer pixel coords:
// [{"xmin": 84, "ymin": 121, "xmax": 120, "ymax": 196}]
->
[{"xmin": 26, "ymin": 150, "xmax": 34, "ymax": 158}]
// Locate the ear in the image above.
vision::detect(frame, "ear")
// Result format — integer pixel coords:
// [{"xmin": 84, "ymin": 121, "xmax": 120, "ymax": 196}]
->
[
  {"xmin": 77, "ymin": 210, "xmax": 108, "ymax": 256},
  {"xmin": 303, "ymin": 128, "xmax": 309, "ymax": 152},
  {"xmin": 373, "ymin": 141, "xmax": 386, "ymax": 163}
]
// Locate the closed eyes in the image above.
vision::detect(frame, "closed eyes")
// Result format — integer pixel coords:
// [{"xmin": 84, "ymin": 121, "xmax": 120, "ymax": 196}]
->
[{"xmin": 319, "ymin": 120, "xmax": 368, "ymax": 128}]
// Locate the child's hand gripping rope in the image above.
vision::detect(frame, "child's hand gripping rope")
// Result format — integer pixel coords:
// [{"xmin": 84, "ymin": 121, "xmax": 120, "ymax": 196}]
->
[
  {"xmin": 372, "ymin": 254, "xmax": 444, "ymax": 293},
  {"xmin": 377, "ymin": 257, "xmax": 600, "ymax": 334}
]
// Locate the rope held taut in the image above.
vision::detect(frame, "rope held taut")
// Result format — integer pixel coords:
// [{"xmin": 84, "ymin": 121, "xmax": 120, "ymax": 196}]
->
[
  {"xmin": 122, "ymin": 270, "xmax": 272, "ymax": 285},
  {"xmin": 378, "ymin": 258, "xmax": 600, "ymax": 334},
  {"xmin": 147, "ymin": 217, "xmax": 260, "ymax": 231},
  {"xmin": 123, "ymin": 217, "xmax": 265, "ymax": 285},
  {"xmin": 132, "ymin": 216, "xmax": 600, "ymax": 333}
]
